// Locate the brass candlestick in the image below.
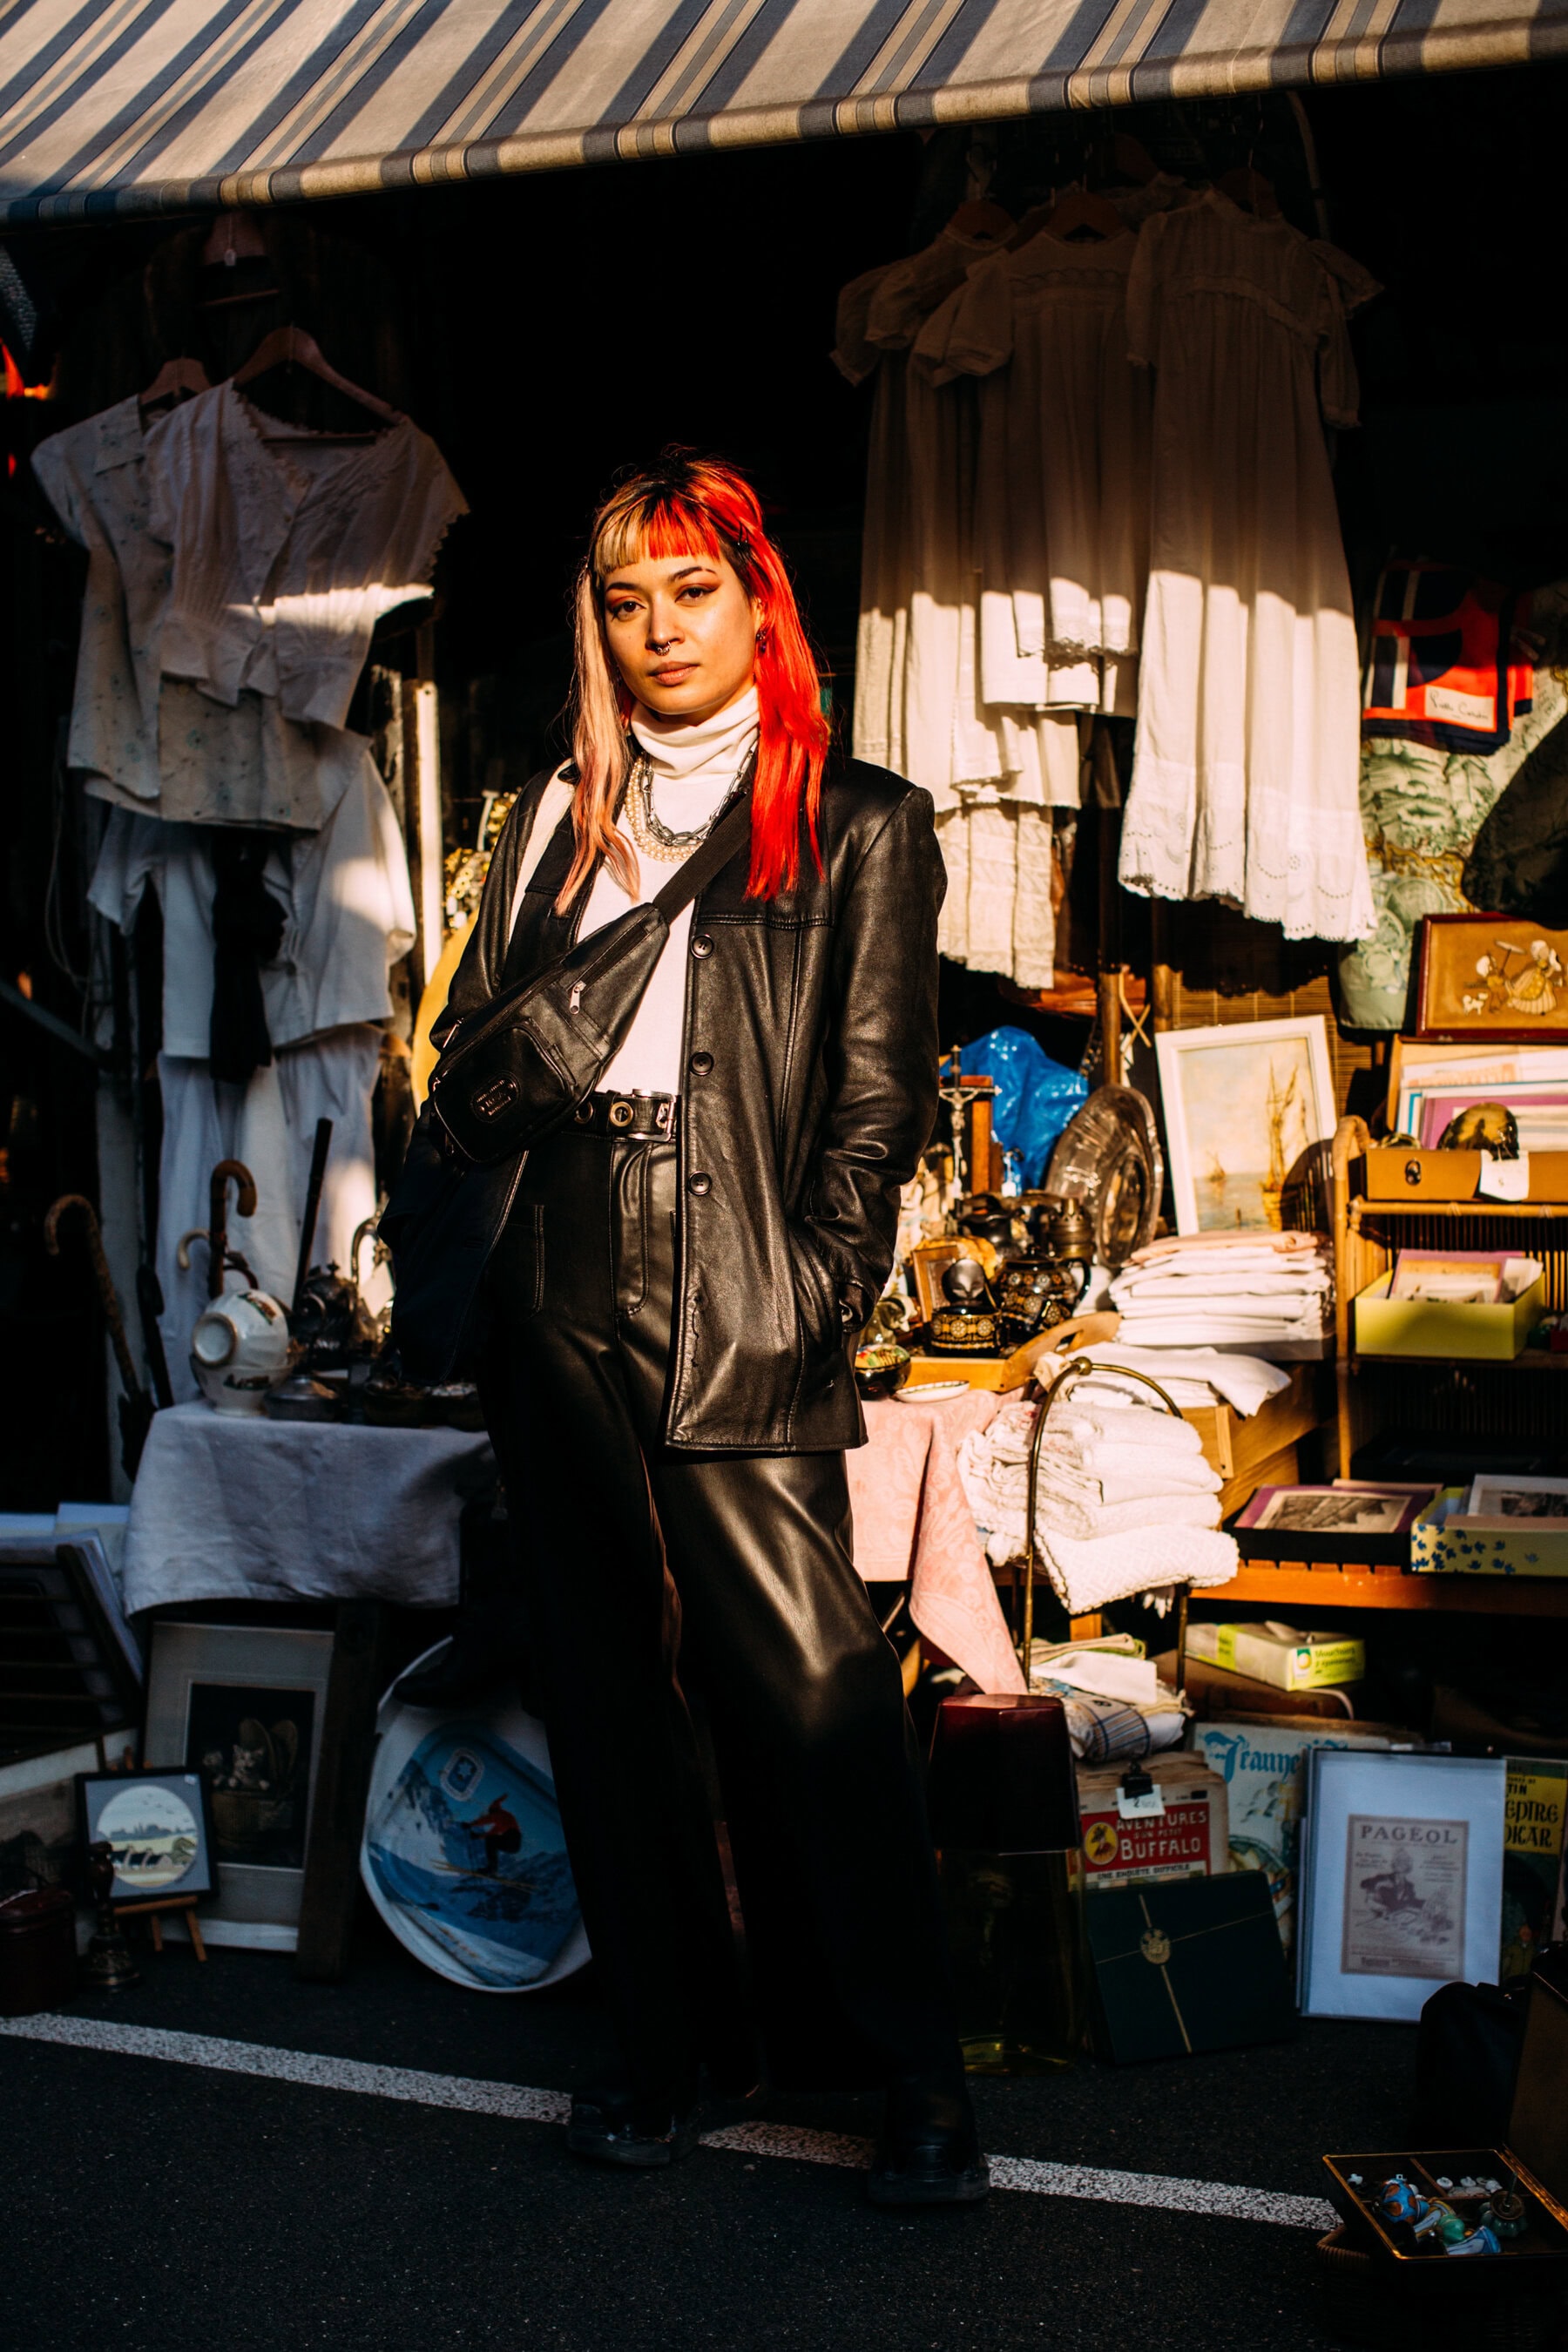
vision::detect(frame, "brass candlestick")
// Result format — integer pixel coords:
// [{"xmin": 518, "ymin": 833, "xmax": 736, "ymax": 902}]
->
[{"xmin": 82, "ymin": 1839, "xmax": 141, "ymax": 1991}]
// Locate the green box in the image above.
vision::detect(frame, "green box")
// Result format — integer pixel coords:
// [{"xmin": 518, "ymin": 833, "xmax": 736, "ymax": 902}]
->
[
  {"xmin": 1411, "ymin": 1488, "xmax": 1568, "ymax": 1578},
  {"xmin": 1186, "ymin": 1620, "xmax": 1366, "ymax": 1691},
  {"xmin": 1353, "ymin": 1270, "xmax": 1544, "ymax": 1360}
]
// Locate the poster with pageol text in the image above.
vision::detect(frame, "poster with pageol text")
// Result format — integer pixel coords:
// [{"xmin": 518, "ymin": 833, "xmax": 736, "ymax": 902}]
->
[{"xmin": 1341, "ymin": 1815, "xmax": 1468, "ymax": 1979}]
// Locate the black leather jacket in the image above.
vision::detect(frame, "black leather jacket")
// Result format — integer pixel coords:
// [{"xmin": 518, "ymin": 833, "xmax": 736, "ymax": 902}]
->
[{"xmin": 387, "ymin": 751, "xmax": 943, "ymax": 1453}]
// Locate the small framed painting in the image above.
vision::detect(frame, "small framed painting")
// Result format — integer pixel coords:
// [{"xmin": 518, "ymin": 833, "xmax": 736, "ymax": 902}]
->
[
  {"xmin": 1467, "ymin": 1474, "xmax": 1568, "ymax": 1521},
  {"xmin": 1414, "ymin": 914, "xmax": 1568, "ymax": 1042},
  {"xmin": 76, "ymin": 1768, "xmax": 217, "ymax": 1905},
  {"xmin": 1237, "ymin": 1486, "xmax": 1427, "ymax": 1538},
  {"xmin": 1297, "ymin": 1749, "xmax": 1506, "ymax": 2021},
  {"xmin": 1153, "ymin": 1016, "xmax": 1336, "ymax": 1236}
]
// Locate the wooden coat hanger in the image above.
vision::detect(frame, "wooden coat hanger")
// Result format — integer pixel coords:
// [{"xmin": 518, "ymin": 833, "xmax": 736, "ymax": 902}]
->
[
  {"xmin": 1042, "ymin": 183, "xmax": 1125, "ymax": 242},
  {"xmin": 947, "ymin": 199, "xmax": 1015, "ymax": 242},
  {"xmin": 229, "ymin": 324, "xmax": 398, "ymax": 439},
  {"xmin": 1006, "ymin": 204, "xmax": 1054, "ymax": 252},
  {"xmin": 1112, "ymin": 132, "xmax": 1160, "ymax": 187},
  {"xmin": 139, "ymin": 355, "xmax": 212, "ymax": 418},
  {"xmin": 1215, "ymin": 165, "xmax": 1280, "ymax": 220}
]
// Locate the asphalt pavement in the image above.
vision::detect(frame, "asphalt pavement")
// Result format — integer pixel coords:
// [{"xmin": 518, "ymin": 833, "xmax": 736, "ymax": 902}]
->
[{"xmin": 5, "ymin": 1910, "xmax": 1420, "ymax": 2351}]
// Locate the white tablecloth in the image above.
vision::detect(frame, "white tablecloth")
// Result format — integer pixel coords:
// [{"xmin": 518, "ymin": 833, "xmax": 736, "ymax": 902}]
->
[{"xmin": 125, "ymin": 1403, "xmax": 492, "ymax": 1613}]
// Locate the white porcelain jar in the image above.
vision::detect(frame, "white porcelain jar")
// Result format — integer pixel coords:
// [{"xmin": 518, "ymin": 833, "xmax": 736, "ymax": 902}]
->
[{"xmin": 189, "ymin": 1291, "xmax": 291, "ymax": 1415}]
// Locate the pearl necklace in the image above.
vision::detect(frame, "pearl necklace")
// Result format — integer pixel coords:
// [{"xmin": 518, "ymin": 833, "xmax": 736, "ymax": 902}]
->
[{"xmin": 622, "ymin": 755, "xmax": 723, "ymax": 865}]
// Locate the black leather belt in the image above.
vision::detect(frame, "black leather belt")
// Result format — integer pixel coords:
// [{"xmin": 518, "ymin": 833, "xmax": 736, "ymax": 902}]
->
[{"xmin": 572, "ymin": 1090, "xmax": 679, "ymax": 1140}]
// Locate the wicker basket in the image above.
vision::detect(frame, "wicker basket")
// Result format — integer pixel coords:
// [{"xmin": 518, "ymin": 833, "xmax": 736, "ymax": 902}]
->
[{"xmin": 1314, "ymin": 2227, "xmax": 1566, "ymax": 2352}]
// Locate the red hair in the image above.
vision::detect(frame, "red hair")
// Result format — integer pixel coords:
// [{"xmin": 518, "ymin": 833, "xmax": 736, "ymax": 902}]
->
[{"xmin": 559, "ymin": 452, "xmax": 830, "ymax": 910}]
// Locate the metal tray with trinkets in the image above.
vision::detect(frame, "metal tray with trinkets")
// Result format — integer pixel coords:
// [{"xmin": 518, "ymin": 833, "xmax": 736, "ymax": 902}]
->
[
  {"xmin": 1323, "ymin": 1947, "xmax": 1568, "ymax": 2273},
  {"xmin": 1323, "ymin": 2149, "xmax": 1568, "ymax": 2270}
]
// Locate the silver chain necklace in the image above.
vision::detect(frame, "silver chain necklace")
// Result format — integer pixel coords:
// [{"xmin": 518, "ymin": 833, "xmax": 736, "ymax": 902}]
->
[{"xmin": 622, "ymin": 754, "xmax": 720, "ymax": 864}]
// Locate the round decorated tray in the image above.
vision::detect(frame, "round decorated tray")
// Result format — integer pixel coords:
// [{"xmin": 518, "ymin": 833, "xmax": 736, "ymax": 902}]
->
[{"xmin": 360, "ymin": 1646, "xmax": 591, "ymax": 1993}]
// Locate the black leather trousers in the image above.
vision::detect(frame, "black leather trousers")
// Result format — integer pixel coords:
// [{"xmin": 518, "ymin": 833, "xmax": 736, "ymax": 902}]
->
[{"xmin": 483, "ymin": 1126, "xmax": 961, "ymax": 2107}]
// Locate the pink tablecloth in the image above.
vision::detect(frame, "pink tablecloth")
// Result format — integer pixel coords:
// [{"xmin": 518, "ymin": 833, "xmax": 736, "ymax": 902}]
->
[{"xmin": 846, "ymin": 1388, "xmax": 1025, "ymax": 1696}]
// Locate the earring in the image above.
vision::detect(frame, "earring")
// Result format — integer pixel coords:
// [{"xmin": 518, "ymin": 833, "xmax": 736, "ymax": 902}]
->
[{"xmin": 754, "ymin": 626, "xmax": 769, "ymax": 652}]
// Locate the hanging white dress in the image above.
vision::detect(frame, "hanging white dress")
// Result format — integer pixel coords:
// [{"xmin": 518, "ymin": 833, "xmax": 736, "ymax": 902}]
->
[
  {"xmin": 839, "ymin": 228, "xmax": 1006, "ymax": 808},
  {"xmin": 90, "ymin": 738, "xmax": 413, "ymax": 1396},
  {"xmin": 1117, "ymin": 193, "xmax": 1375, "ymax": 944},
  {"xmin": 915, "ymin": 229, "xmax": 1149, "ymax": 713},
  {"xmin": 840, "ymin": 233, "xmax": 1061, "ymax": 987}
]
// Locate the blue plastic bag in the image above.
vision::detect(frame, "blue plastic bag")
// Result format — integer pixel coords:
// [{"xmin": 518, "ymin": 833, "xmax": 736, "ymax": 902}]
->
[{"xmin": 957, "ymin": 1027, "xmax": 1086, "ymax": 1191}]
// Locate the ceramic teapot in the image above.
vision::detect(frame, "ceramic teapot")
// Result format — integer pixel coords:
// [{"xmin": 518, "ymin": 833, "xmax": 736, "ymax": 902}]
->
[{"xmin": 190, "ymin": 1290, "xmax": 290, "ymax": 1414}]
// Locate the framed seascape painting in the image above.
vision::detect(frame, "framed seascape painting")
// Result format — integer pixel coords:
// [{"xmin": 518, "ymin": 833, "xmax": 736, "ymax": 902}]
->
[
  {"xmin": 1414, "ymin": 914, "xmax": 1568, "ymax": 1042},
  {"xmin": 1154, "ymin": 1017, "xmax": 1336, "ymax": 1236}
]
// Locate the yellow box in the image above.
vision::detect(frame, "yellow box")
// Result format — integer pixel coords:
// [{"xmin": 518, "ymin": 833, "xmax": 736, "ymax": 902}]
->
[
  {"xmin": 1185, "ymin": 1621, "xmax": 1366, "ymax": 1690},
  {"xmin": 1352, "ymin": 1270, "xmax": 1544, "ymax": 1360},
  {"xmin": 1411, "ymin": 1487, "xmax": 1568, "ymax": 1578}
]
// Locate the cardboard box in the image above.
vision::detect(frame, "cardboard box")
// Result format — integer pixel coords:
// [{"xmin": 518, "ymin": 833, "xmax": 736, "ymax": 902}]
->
[
  {"xmin": 1412, "ymin": 1489, "xmax": 1568, "ymax": 1578},
  {"xmin": 1077, "ymin": 1754, "xmax": 1228, "ymax": 1889},
  {"xmin": 1185, "ymin": 1621, "xmax": 1366, "ymax": 1692},
  {"xmin": 1153, "ymin": 1651, "xmax": 1362, "ymax": 1721},
  {"xmin": 1354, "ymin": 1268, "xmax": 1544, "ymax": 1360},
  {"xmin": 1364, "ymin": 1146, "xmax": 1568, "ymax": 1205},
  {"xmin": 1504, "ymin": 1756, "xmax": 1568, "ymax": 1982},
  {"xmin": 1188, "ymin": 1717, "xmax": 1410, "ymax": 1953}
]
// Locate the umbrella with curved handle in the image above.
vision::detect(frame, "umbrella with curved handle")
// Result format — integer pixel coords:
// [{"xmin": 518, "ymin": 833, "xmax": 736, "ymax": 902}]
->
[
  {"xmin": 44, "ymin": 1193, "xmax": 153, "ymax": 1477},
  {"xmin": 174, "ymin": 1159, "xmax": 260, "ymax": 1299}
]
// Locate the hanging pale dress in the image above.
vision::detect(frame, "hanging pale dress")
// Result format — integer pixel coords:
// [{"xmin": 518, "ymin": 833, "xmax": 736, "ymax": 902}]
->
[
  {"xmin": 838, "ymin": 229, "xmax": 1005, "ymax": 807},
  {"xmin": 1117, "ymin": 193, "xmax": 1375, "ymax": 943},
  {"xmin": 916, "ymin": 230, "xmax": 1147, "ymax": 724}
]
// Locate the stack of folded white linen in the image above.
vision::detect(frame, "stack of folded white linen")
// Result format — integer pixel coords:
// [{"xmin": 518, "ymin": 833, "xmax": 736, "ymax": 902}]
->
[
  {"xmin": 1062, "ymin": 1345, "xmax": 1289, "ymax": 1416},
  {"xmin": 1026, "ymin": 1639, "xmax": 1188, "ymax": 1763},
  {"xmin": 957, "ymin": 1387, "xmax": 1240, "ymax": 1613},
  {"xmin": 1107, "ymin": 1231, "xmax": 1333, "ymax": 1359}
]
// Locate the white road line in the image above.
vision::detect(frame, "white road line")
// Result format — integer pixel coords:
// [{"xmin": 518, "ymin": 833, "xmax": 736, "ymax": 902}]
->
[{"xmin": 0, "ymin": 2014, "xmax": 1335, "ymax": 2231}]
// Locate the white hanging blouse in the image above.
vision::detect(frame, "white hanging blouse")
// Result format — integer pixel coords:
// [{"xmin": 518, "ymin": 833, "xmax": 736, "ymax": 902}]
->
[{"xmin": 145, "ymin": 382, "xmax": 467, "ymax": 730}]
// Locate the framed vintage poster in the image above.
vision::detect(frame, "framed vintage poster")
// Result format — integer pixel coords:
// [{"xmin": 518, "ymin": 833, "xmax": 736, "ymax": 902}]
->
[
  {"xmin": 1153, "ymin": 1016, "xmax": 1336, "ymax": 1236},
  {"xmin": 1297, "ymin": 1748, "xmax": 1506, "ymax": 2021},
  {"xmin": 142, "ymin": 1621, "xmax": 334, "ymax": 1950},
  {"xmin": 1414, "ymin": 914, "xmax": 1568, "ymax": 1042}
]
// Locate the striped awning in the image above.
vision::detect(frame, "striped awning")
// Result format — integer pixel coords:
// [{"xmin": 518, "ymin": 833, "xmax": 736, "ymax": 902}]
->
[{"xmin": 3, "ymin": 0, "xmax": 1561, "ymax": 225}]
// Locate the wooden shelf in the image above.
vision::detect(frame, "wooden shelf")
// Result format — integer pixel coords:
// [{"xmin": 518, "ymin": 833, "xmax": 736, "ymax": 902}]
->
[
  {"xmin": 1207, "ymin": 1562, "xmax": 1568, "ymax": 1614},
  {"xmin": 1355, "ymin": 1348, "xmax": 1568, "ymax": 1371},
  {"xmin": 1354, "ymin": 1200, "xmax": 1568, "ymax": 1221}
]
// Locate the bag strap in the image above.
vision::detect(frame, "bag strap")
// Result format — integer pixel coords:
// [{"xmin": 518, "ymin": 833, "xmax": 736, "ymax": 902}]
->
[
  {"xmin": 650, "ymin": 790, "xmax": 753, "ymax": 923},
  {"xmin": 506, "ymin": 770, "xmax": 577, "ymax": 938}
]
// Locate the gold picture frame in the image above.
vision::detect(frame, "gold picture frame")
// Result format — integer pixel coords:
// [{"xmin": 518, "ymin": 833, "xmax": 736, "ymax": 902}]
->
[{"xmin": 1414, "ymin": 915, "xmax": 1568, "ymax": 1042}]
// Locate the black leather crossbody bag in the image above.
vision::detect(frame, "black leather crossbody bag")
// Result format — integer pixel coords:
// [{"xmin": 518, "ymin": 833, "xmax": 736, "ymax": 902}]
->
[{"xmin": 427, "ymin": 791, "xmax": 752, "ymax": 1167}]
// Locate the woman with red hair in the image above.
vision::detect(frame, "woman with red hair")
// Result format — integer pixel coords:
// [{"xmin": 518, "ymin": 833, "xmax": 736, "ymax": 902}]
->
[{"xmin": 395, "ymin": 453, "xmax": 983, "ymax": 2205}]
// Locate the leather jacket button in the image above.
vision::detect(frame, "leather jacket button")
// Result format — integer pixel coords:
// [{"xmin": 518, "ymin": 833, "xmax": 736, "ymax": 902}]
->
[
  {"xmin": 687, "ymin": 1173, "xmax": 713, "ymax": 1197},
  {"xmin": 688, "ymin": 1051, "xmax": 713, "ymax": 1077},
  {"xmin": 690, "ymin": 931, "xmax": 714, "ymax": 959}
]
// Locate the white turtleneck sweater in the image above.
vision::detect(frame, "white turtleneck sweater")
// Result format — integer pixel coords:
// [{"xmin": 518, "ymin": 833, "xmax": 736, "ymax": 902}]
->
[{"xmin": 576, "ymin": 687, "xmax": 758, "ymax": 1098}]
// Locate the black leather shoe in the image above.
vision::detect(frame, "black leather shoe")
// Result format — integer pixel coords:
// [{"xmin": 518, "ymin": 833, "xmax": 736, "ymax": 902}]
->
[
  {"xmin": 566, "ymin": 2082, "xmax": 701, "ymax": 2170},
  {"xmin": 868, "ymin": 2078, "xmax": 990, "ymax": 2207}
]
